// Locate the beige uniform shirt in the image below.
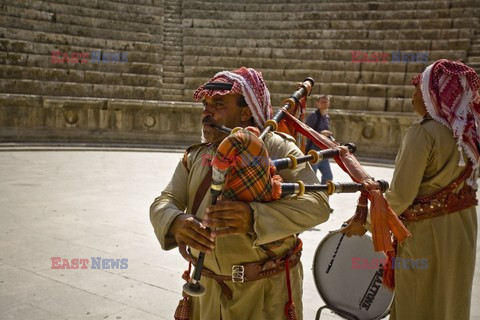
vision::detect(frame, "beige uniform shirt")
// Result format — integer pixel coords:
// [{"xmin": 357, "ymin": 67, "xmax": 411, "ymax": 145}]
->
[
  {"xmin": 150, "ymin": 132, "xmax": 330, "ymax": 320},
  {"xmin": 385, "ymin": 118, "xmax": 477, "ymax": 320}
]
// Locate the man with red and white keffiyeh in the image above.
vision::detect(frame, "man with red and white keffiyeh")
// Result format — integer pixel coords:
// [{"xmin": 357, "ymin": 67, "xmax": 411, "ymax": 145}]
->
[
  {"xmin": 385, "ymin": 59, "xmax": 479, "ymax": 320},
  {"xmin": 150, "ymin": 67, "xmax": 330, "ymax": 319}
]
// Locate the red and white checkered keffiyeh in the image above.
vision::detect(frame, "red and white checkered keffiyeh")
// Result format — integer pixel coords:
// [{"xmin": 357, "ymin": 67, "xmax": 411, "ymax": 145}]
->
[
  {"xmin": 412, "ymin": 59, "xmax": 480, "ymax": 185},
  {"xmin": 193, "ymin": 67, "xmax": 273, "ymax": 130}
]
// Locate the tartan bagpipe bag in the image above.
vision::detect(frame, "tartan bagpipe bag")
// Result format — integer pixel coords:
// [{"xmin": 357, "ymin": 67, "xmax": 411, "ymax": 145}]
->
[{"xmin": 211, "ymin": 126, "xmax": 283, "ymax": 202}]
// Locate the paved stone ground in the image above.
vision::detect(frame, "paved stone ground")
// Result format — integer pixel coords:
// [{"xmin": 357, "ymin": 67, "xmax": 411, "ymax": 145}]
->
[{"xmin": 0, "ymin": 148, "xmax": 479, "ymax": 320}]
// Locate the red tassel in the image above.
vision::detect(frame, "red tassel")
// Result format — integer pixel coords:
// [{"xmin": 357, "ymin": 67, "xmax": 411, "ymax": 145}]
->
[
  {"xmin": 174, "ymin": 262, "xmax": 192, "ymax": 320},
  {"xmin": 284, "ymin": 253, "xmax": 298, "ymax": 320},
  {"xmin": 382, "ymin": 239, "xmax": 397, "ymax": 290},
  {"xmin": 284, "ymin": 302, "xmax": 298, "ymax": 320},
  {"xmin": 174, "ymin": 295, "xmax": 190, "ymax": 320},
  {"xmin": 353, "ymin": 190, "xmax": 369, "ymax": 224}
]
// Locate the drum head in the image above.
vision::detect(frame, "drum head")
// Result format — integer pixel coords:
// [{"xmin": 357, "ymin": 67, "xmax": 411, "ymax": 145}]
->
[{"xmin": 313, "ymin": 231, "xmax": 393, "ymax": 320}]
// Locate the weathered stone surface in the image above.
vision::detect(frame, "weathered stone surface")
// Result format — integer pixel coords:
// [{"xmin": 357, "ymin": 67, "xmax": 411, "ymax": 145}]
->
[{"xmin": 329, "ymin": 109, "xmax": 417, "ymax": 159}]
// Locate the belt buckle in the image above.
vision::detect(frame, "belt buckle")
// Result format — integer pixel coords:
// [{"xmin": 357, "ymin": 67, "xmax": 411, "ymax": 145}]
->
[{"xmin": 232, "ymin": 265, "xmax": 245, "ymax": 283}]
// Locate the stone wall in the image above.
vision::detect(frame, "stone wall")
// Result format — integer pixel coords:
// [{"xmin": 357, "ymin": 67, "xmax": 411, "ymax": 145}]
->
[
  {"xmin": 1, "ymin": 0, "xmax": 480, "ymax": 158},
  {"xmin": 0, "ymin": 94, "xmax": 202, "ymax": 148}
]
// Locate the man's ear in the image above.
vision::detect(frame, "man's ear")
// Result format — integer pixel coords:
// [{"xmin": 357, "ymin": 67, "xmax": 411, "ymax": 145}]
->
[{"xmin": 240, "ymin": 107, "xmax": 253, "ymax": 123}]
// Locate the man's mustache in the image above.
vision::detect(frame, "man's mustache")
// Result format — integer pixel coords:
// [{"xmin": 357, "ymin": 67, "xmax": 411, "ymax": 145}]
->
[{"xmin": 202, "ymin": 117, "xmax": 219, "ymax": 128}]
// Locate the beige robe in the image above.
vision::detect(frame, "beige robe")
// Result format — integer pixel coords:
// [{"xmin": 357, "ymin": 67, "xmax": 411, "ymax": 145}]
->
[
  {"xmin": 385, "ymin": 118, "xmax": 477, "ymax": 320},
  {"xmin": 150, "ymin": 132, "xmax": 330, "ymax": 320}
]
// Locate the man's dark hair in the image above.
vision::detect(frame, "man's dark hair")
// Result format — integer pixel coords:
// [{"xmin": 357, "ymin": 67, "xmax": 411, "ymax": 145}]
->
[
  {"xmin": 237, "ymin": 95, "xmax": 254, "ymax": 125},
  {"xmin": 237, "ymin": 95, "xmax": 248, "ymax": 107}
]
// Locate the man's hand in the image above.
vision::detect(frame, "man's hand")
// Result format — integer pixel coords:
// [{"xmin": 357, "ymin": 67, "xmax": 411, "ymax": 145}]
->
[
  {"xmin": 169, "ymin": 214, "xmax": 215, "ymax": 254},
  {"xmin": 320, "ymin": 130, "xmax": 333, "ymax": 137},
  {"xmin": 340, "ymin": 218, "xmax": 368, "ymax": 237},
  {"xmin": 203, "ymin": 200, "xmax": 253, "ymax": 237}
]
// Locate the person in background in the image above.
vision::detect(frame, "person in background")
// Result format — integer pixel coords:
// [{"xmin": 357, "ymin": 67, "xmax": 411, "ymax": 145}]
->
[{"xmin": 305, "ymin": 94, "xmax": 334, "ymax": 184}]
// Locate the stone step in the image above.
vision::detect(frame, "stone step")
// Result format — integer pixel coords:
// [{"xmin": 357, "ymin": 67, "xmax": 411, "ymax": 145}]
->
[
  {"xmin": 163, "ymin": 71, "xmax": 184, "ymax": 78},
  {"xmin": 162, "ymin": 88, "xmax": 184, "ymax": 96},
  {"xmin": 162, "ymin": 94, "xmax": 186, "ymax": 102},
  {"xmin": 0, "ymin": 27, "xmax": 162, "ymax": 53},
  {"xmin": 164, "ymin": 34, "xmax": 183, "ymax": 40},
  {"xmin": 186, "ymin": 17, "xmax": 477, "ymax": 31},
  {"xmin": 182, "ymin": 87, "xmax": 411, "ymax": 113},
  {"xmin": 183, "ymin": 8, "xmax": 477, "ymax": 23},
  {"xmin": 183, "ymin": 27, "xmax": 474, "ymax": 41},
  {"xmin": 0, "ymin": 0, "xmax": 163, "ymax": 25},
  {"xmin": 183, "ymin": 0, "xmax": 476, "ymax": 12},
  {"xmin": 467, "ymin": 56, "xmax": 480, "ymax": 62},
  {"xmin": 0, "ymin": 0, "xmax": 162, "ymax": 26},
  {"xmin": 162, "ymin": 83, "xmax": 184, "ymax": 90},
  {"xmin": 163, "ymin": 60, "xmax": 183, "ymax": 67},
  {"xmin": 164, "ymin": 8, "xmax": 182, "ymax": 14},
  {"xmin": 0, "ymin": 65, "xmax": 161, "ymax": 87},
  {"xmin": 0, "ymin": 79, "xmax": 162, "ymax": 100},
  {"xmin": 184, "ymin": 67, "xmax": 420, "ymax": 86},
  {"xmin": 184, "ymin": 45, "xmax": 466, "ymax": 62},
  {"xmin": 47, "ymin": 0, "xmax": 163, "ymax": 16},
  {"xmin": 163, "ymin": 65, "xmax": 183, "ymax": 73},
  {"xmin": 164, "ymin": 18, "xmax": 182, "ymax": 24},
  {"xmin": 163, "ymin": 41, "xmax": 182, "ymax": 48},
  {"xmin": 110, "ymin": 0, "xmax": 162, "ymax": 7},
  {"xmin": 0, "ymin": 3, "xmax": 162, "ymax": 34},
  {"xmin": 164, "ymin": 30, "xmax": 183, "ymax": 36},
  {"xmin": 0, "ymin": 39, "xmax": 161, "ymax": 64},
  {"xmin": 0, "ymin": 15, "xmax": 162, "ymax": 44},
  {"xmin": 0, "ymin": 52, "xmax": 162, "ymax": 75},
  {"xmin": 164, "ymin": 26, "xmax": 182, "ymax": 33},
  {"xmin": 185, "ymin": 0, "xmax": 475, "ymax": 8},
  {"xmin": 164, "ymin": 55, "xmax": 183, "ymax": 62},
  {"xmin": 184, "ymin": 6, "xmax": 472, "ymax": 21},
  {"xmin": 163, "ymin": 77, "xmax": 184, "ymax": 84},
  {"xmin": 184, "ymin": 77, "xmax": 413, "ymax": 99},
  {"xmin": 183, "ymin": 55, "xmax": 430, "ymax": 73},
  {"xmin": 182, "ymin": 36, "xmax": 470, "ymax": 51}
]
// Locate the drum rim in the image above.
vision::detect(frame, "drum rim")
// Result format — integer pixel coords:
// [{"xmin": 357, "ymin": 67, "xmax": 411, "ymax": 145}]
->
[{"xmin": 312, "ymin": 230, "xmax": 394, "ymax": 319}]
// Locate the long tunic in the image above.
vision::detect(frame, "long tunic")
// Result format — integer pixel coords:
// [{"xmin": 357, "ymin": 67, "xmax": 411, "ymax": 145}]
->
[
  {"xmin": 385, "ymin": 117, "xmax": 477, "ymax": 320},
  {"xmin": 150, "ymin": 132, "xmax": 330, "ymax": 320}
]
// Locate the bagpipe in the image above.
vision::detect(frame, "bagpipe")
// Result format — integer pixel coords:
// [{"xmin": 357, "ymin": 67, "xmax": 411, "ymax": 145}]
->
[{"xmin": 178, "ymin": 77, "xmax": 411, "ymax": 320}]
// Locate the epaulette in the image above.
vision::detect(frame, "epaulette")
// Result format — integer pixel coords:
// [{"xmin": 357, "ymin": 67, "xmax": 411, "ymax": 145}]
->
[
  {"xmin": 182, "ymin": 142, "xmax": 209, "ymax": 173},
  {"xmin": 273, "ymin": 131, "xmax": 296, "ymax": 143}
]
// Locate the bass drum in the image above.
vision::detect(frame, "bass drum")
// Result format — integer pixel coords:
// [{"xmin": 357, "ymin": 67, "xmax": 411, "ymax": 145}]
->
[{"xmin": 312, "ymin": 230, "xmax": 393, "ymax": 320}]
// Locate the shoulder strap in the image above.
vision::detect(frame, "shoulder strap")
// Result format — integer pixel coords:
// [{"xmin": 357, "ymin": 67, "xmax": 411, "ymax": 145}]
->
[{"xmin": 191, "ymin": 167, "xmax": 212, "ymax": 216}]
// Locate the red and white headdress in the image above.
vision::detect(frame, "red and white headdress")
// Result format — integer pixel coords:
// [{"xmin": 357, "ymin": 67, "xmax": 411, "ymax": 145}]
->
[
  {"xmin": 412, "ymin": 59, "xmax": 480, "ymax": 185},
  {"xmin": 193, "ymin": 67, "xmax": 273, "ymax": 129}
]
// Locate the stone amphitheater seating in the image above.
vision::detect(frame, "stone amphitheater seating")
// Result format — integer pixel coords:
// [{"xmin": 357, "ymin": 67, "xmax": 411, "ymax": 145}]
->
[
  {"xmin": 182, "ymin": 0, "xmax": 480, "ymax": 110},
  {"xmin": 1, "ymin": 0, "xmax": 480, "ymax": 157}
]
